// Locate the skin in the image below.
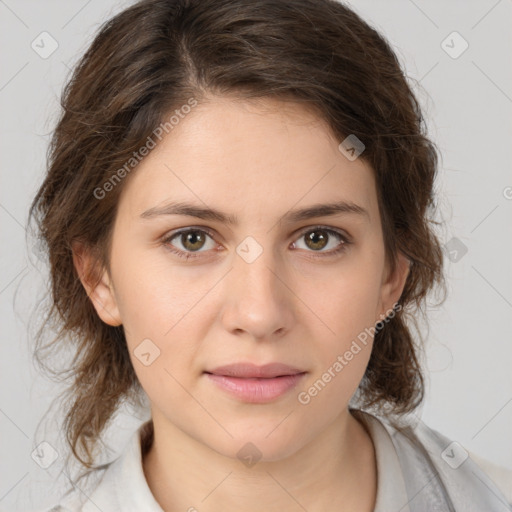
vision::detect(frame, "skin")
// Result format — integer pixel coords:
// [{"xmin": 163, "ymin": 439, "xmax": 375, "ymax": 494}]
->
[{"xmin": 74, "ymin": 95, "xmax": 410, "ymax": 512}]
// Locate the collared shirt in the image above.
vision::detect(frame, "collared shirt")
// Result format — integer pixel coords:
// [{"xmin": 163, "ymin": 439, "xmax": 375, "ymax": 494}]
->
[{"xmin": 42, "ymin": 409, "xmax": 511, "ymax": 511}]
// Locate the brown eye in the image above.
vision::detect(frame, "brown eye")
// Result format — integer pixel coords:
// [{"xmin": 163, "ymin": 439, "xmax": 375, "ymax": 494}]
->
[
  {"xmin": 304, "ymin": 229, "xmax": 330, "ymax": 251},
  {"xmin": 293, "ymin": 226, "xmax": 350, "ymax": 257},
  {"xmin": 162, "ymin": 228, "xmax": 217, "ymax": 259},
  {"xmin": 180, "ymin": 231, "xmax": 207, "ymax": 251}
]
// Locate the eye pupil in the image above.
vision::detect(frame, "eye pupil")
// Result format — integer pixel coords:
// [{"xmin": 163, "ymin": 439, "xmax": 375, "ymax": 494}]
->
[
  {"xmin": 306, "ymin": 230, "xmax": 328, "ymax": 250},
  {"xmin": 182, "ymin": 231, "xmax": 206, "ymax": 251}
]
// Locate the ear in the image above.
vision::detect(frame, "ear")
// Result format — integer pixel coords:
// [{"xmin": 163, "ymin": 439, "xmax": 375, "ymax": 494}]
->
[
  {"xmin": 71, "ymin": 241, "xmax": 122, "ymax": 327},
  {"xmin": 377, "ymin": 251, "xmax": 410, "ymax": 321}
]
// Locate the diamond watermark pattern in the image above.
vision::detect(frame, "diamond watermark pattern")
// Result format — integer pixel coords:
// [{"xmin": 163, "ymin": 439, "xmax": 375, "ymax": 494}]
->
[
  {"xmin": 444, "ymin": 237, "xmax": 468, "ymax": 263},
  {"xmin": 31, "ymin": 441, "xmax": 59, "ymax": 469},
  {"xmin": 134, "ymin": 338, "xmax": 161, "ymax": 366},
  {"xmin": 441, "ymin": 441, "xmax": 469, "ymax": 469},
  {"xmin": 338, "ymin": 134, "xmax": 365, "ymax": 161},
  {"xmin": 237, "ymin": 442, "xmax": 263, "ymax": 468},
  {"xmin": 236, "ymin": 236, "xmax": 263, "ymax": 264},
  {"xmin": 441, "ymin": 31, "xmax": 469, "ymax": 59},
  {"xmin": 31, "ymin": 31, "xmax": 59, "ymax": 59}
]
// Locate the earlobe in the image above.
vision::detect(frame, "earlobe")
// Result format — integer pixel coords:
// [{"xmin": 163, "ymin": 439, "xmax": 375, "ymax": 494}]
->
[
  {"xmin": 378, "ymin": 252, "xmax": 410, "ymax": 320},
  {"xmin": 71, "ymin": 241, "xmax": 122, "ymax": 327}
]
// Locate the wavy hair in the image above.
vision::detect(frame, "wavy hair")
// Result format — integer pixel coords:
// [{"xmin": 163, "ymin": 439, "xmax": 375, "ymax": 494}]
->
[{"xmin": 29, "ymin": 0, "xmax": 445, "ymax": 478}]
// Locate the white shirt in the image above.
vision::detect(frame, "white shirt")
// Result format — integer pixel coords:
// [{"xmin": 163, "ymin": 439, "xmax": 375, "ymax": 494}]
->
[{"xmin": 42, "ymin": 409, "xmax": 511, "ymax": 511}]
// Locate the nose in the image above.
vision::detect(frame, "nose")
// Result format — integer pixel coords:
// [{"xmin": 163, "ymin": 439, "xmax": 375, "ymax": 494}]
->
[{"xmin": 220, "ymin": 242, "xmax": 296, "ymax": 340}]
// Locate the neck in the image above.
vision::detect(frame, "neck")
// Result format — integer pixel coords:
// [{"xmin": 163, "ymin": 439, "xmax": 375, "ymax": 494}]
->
[{"xmin": 142, "ymin": 409, "xmax": 377, "ymax": 512}]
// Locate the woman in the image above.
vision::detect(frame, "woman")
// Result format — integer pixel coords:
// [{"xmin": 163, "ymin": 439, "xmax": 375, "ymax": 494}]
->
[{"xmin": 29, "ymin": 0, "xmax": 510, "ymax": 510}]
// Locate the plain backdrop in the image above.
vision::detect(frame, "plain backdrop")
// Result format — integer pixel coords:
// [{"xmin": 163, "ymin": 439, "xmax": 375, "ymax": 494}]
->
[{"xmin": 1, "ymin": 0, "xmax": 511, "ymax": 510}]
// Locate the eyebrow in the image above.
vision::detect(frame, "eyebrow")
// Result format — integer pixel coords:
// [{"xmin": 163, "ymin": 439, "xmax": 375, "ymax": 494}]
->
[{"xmin": 140, "ymin": 200, "xmax": 369, "ymax": 225}]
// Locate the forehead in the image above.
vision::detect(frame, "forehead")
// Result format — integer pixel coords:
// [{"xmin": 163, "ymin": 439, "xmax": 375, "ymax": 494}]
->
[{"xmin": 116, "ymin": 95, "xmax": 378, "ymax": 224}]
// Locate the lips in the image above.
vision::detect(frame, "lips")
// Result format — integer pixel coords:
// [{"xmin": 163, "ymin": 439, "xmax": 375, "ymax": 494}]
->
[
  {"xmin": 205, "ymin": 362, "xmax": 306, "ymax": 379},
  {"xmin": 204, "ymin": 362, "xmax": 307, "ymax": 403}
]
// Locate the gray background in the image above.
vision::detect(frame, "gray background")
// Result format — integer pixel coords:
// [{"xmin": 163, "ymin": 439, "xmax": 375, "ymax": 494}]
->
[{"xmin": 1, "ymin": 0, "xmax": 511, "ymax": 510}]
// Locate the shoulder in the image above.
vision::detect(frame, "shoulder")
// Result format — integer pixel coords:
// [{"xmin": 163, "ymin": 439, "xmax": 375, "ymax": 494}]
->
[
  {"xmin": 31, "ymin": 462, "xmax": 114, "ymax": 512},
  {"xmin": 31, "ymin": 499, "xmax": 82, "ymax": 512},
  {"xmin": 31, "ymin": 489, "xmax": 98, "ymax": 512},
  {"xmin": 356, "ymin": 409, "xmax": 512, "ymax": 511},
  {"xmin": 32, "ymin": 421, "xmax": 155, "ymax": 512},
  {"xmin": 469, "ymin": 450, "xmax": 512, "ymax": 505},
  {"xmin": 38, "ymin": 507, "xmax": 73, "ymax": 512}
]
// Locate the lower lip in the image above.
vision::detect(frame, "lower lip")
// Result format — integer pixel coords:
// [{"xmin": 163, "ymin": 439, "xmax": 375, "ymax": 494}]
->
[{"xmin": 205, "ymin": 372, "xmax": 307, "ymax": 403}]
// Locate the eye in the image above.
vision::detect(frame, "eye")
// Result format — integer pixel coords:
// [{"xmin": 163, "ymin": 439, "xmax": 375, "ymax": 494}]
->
[
  {"xmin": 162, "ymin": 228, "xmax": 217, "ymax": 259},
  {"xmin": 161, "ymin": 225, "xmax": 351, "ymax": 261},
  {"xmin": 291, "ymin": 226, "xmax": 350, "ymax": 257}
]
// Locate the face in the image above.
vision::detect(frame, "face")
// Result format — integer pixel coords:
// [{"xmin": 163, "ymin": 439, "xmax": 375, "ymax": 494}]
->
[{"xmin": 77, "ymin": 95, "xmax": 409, "ymax": 461}]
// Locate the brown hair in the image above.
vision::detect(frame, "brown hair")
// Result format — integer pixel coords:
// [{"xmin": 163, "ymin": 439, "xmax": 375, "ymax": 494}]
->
[{"xmin": 29, "ymin": 0, "xmax": 445, "ymax": 477}]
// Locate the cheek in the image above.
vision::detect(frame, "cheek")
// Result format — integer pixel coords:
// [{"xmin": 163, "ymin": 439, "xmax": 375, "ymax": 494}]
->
[
  {"xmin": 295, "ymin": 270, "xmax": 380, "ymax": 413},
  {"xmin": 294, "ymin": 254, "xmax": 383, "ymax": 403},
  {"xmin": 108, "ymin": 249, "xmax": 209, "ymax": 391},
  {"xmin": 301, "ymin": 258, "xmax": 383, "ymax": 344},
  {"xmin": 111, "ymin": 245, "xmax": 207, "ymax": 338}
]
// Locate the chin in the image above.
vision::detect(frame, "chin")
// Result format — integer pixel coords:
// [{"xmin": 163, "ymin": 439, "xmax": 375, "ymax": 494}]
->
[{"xmin": 204, "ymin": 422, "xmax": 309, "ymax": 465}]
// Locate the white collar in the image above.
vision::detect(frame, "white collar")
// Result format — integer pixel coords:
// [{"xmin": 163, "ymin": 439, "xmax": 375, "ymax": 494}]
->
[
  {"xmin": 69, "ymin": 409, "xmax": 508, "ymax": 511},
  {"xmin": 79, "ymin": 411, "xmax": 407, "ymax": 511}
]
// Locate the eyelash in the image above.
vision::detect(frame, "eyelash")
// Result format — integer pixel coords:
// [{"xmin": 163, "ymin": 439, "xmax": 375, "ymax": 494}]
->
[{"xmin": 161, "ymin": 225, "xmax": 351, "ymax": 261}]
